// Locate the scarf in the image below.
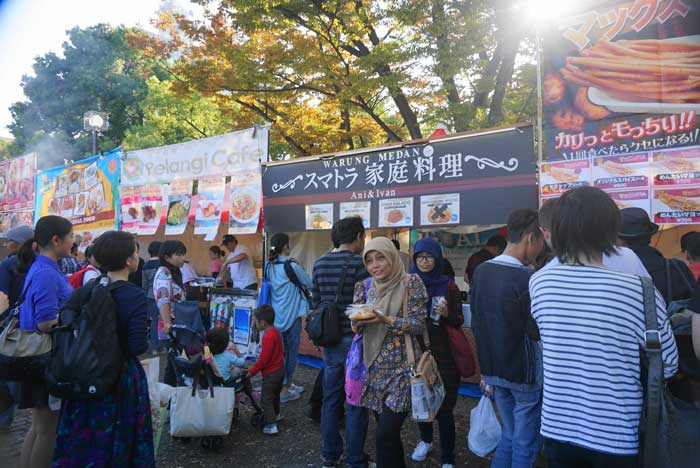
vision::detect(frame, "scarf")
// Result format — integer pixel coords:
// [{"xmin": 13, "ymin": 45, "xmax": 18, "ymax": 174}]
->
[
  {"xmin": 411, "ymin": 237, "xmax": 450, "ymax": 313},
  {"xmin": 362, "ymin": 237, "xmax": 407, "ymax": 368}
]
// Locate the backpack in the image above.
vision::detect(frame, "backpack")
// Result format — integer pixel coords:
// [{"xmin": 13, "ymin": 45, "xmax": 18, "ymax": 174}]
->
[
  {"xmin": 68, "ymin": 265, "xmax": 99, "ymax": 289},
  {"xmin": 46, "ymin": 278, "xmax": 127, "ymax": 400},
  {"xmin": 305, "ymin": 261, "xmax": 350, "ymax": 347}
]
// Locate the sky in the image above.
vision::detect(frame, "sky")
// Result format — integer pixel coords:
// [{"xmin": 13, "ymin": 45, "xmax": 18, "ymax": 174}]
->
[{"xmin": 0, "ymin": 0, "xmax": 169, "ymax": 139}]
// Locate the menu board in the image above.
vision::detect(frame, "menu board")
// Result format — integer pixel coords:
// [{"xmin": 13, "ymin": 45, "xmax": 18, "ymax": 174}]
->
[
  {"xmin": 229, "ymin": 170, "xmax": 261, "ymax": 235},
  {"xmin": 653, "ymin": 187, "xmax": 700, "ymax": 224},
  {"xmin": 540, "ymin": 159, "xmax": 590, "ymax": 197},
  {"xmin": 165, "ymin": 179, "xmax": 193, "ymax": 236},
  {"xmin": 119, "ymin": 186, "xmax": 142, "ymax": 234},
  {"xmin": 139, "ymin": 184, "xmax": 166, "ymax": 236},
  {"xmin": 420, "ymin": 193, "xmax": 460, "ymax": 226},
  {"xmin": 592, "ymin": 154, "xmax": 650, "ymax": 190},
  {"xmin": 305, "ymin": 204, "xmax": 333, "ymax": 230},
  {"xmin": 194, "ymin": 177, "xmax": 225, "ymax": 238},
  {"xmin": 378, "ymin": 197, "xmax": 413, "ymax": 228},
  {"xmin": 651, "ymin": 147, "xmax": 700, "ymax": 223},
  {"xmin": 339, "ymin": 201, "xmax": 371, "ymax": 228},
  {"xmin": 0, "ymin": 153, "xmax": 36, "ymax": 212}
]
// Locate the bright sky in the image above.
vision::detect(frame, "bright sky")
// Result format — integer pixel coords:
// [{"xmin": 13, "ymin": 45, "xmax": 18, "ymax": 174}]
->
[{"xmin": 0, "ymin": 0, "xmax": 169, "ymax": 138}]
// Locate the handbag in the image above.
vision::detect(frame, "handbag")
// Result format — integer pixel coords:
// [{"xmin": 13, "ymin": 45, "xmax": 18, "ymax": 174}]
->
[
  {"xmin": 0, "ymin": 279, "xmax": 52, "ymax": 382},
  {"xmin": 305, "ymin": 261, "xmax": 350, "ymax": 347},
  {"xmin": 345, "ymin": 334, "xmax": 365, "ymax": 407},
  {"xmin": 447, "ymin": 325, "xmax": 476, "ymax": 378},
  {"xmin": 404, "ymin": 282, "xmax": 445, "ymax": 422},
  {"xmin": 639, "ymin": 276, "xmax": 700, "ymax": 468}
]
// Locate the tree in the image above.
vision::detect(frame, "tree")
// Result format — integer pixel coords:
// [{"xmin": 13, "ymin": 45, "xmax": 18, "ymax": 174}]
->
[{"xmin": 8, "ymin": 24, "xmax": 148, "ymax": 160}]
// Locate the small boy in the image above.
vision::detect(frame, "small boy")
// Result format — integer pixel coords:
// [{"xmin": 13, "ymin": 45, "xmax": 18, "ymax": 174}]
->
[
  {"xmin": 206, "ymin": 327, "xmax": 246, "ymax": 382},
  {"xmin": 247, "ymin": 304, "xmax": 285, "ymax": 435}
]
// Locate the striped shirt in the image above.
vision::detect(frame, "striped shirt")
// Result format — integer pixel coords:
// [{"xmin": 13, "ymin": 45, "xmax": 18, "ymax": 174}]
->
[
  {"xmin": 529, "ymin": 265, "xmax": 678, "ymax": 456},
  {"xmin": 311, "ymin": 250, "xmax": 368, "ymax": 337}
]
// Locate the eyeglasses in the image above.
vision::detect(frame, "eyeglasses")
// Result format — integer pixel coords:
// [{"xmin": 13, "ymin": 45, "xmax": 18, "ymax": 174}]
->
[{"xmin": 415, "ymin": 255, "xmax": 435, "ymax": 262}]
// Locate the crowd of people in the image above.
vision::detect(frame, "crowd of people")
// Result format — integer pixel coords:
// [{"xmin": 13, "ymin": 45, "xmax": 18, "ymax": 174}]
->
[{"xmin": 0, "ymin": 184, "xmax": 698, "ymax": 468}]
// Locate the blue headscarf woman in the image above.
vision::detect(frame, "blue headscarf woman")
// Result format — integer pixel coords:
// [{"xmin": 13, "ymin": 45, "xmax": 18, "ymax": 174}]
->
[{"xmin": 409, "ymin": 237, "xmax": 464, "ymax": 468}]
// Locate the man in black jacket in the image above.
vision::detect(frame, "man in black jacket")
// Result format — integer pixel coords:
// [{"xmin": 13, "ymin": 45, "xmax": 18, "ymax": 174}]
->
[{"xmin": 618, "ymin": 208, "xmax": 694, "ymax": 303}]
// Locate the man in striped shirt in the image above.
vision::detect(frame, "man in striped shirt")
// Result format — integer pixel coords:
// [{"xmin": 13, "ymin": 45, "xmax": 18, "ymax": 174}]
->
[{"xmin": 530, "ymin": 187, "xmax": 678, "ymax": 468}]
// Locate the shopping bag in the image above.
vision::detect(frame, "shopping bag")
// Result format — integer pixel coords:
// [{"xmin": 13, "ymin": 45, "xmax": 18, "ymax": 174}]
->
[
  {"xmin": 468, "ymin": 395, "xmax": 502, "ymax": 458},
  {"xmin": 170, "ymin": 385, "xmax": 235, "ymax": 437},
  {"xmin": 140, "ymin": 357, "xmax": 160, "ymax": 399},
  {"xmin": 345, "ymin": 334, "xmax": 365, "ymax": 407}
]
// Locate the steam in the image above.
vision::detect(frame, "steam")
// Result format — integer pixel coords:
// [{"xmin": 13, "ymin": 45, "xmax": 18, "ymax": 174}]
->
[{"xmin": 26, "ymin": 134, "xmax": 77, "ymax": 171}]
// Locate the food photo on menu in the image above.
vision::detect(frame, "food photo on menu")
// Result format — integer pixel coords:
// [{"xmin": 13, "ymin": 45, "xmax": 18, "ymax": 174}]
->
[
  {"xmin": 166, "ymin": 196, "xmax": 190, "ymax": 226},
  {"xmin": 654, "ymin": 187, "xmax": 700, "ymax": 224},
  {"xmin": 73, "ymin": 192, "xmax": 88, "ymax": 216},
  {"xmin": 653, "ymin": 148, "xmax": 700, "ymax": 185},
  {"xmin": 68, "ymin": 169, "xmax": 83, "ymax": 193},
  {"xmin": 230, "ymin": 188, "xmax": 259, "ymax": 225},
  {"xmin": 87, "ymin": 182, "xmax": 106, "ymax": 213}
]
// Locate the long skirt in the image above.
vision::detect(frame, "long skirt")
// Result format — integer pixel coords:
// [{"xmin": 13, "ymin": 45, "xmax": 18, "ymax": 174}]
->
[{"xmin": 52, "ymin": 356, "xmax": 155, "ymax": 468}]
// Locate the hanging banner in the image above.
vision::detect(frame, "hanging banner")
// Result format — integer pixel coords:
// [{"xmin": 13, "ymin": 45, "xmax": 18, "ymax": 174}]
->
[
  {"xmin": 165, "ymin": 179, "xmax": 193, "ymax": 236},
  {"xmin": 228, "ymin": 171, "xmax": 261, "ymax": 235},
  {"xmin": 262, "ymin": 126, "xmax": 536, "ymax": 232},
  {"xmin": 543, "ymin": 1, "xmax": 700, "ymax": 161},
  {"xmin": 0, "ymin": 153, "xmax": 36, "ymax": 212},
  {"xmin": 139, "ymin": 184, "xmax": 166, "ymax": 236},
  {"xmin": 119, "ymin": 186, "xmax": 142, "ymax": 234},
  {"xmin": 194, "ymin": 177, "xmax": 225, "ymax": 238},
  {"xmin": 0, "ymin": 210, "xmax": 34, "ymax": 237},
  {"xmin": 122, "ymin": 126, "xmax": 269, "ymax": 186},
  {"xmin": 35, "ymin": 150, "xmax": 120, "ymax": 236}
]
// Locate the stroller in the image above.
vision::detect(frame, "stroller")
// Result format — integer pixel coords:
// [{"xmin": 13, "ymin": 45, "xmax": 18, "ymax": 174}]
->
[{"xmin": 166, "ymin": 303, "xmax": 263, "ymax": 451}]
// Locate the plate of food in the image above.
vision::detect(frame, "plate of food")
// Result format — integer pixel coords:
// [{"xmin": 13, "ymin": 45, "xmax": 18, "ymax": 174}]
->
[
  {"xmin": 427, "ymin": 204, "xmax": 452, "ymax": 224},
  {"xmin": 197, "ymin": 200, "xmax": 222, "ymax": 220},
  {"xmin": 230, "ymin": 189, "xmax": 259, "ymax": 224},
  {"xmin": 385, "ymin": 209, "xmax": 406, "ymax": 225},
  {"xmin": 309, "ymin": 213, "xmax": 331, "ymax": 229},
  {"xmin": 167, "ymin": 198, "xmax": 190, "ymax": 226},
  {"xmin": 657, "ymin": 191, "xmax": 700, "ymax": 212},
  {"xmin": 599, "ymin": 160, "xmax": 637, "ymax": 177},
  {"xmin": 142, "ymin": 205, "xmax": 159, "ymax": 224}
]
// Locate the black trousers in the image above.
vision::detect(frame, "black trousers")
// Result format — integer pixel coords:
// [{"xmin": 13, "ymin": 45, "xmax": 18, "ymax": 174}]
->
[
  {"xmin": 544, "ymin": 438, "xmax": 637, "ymax": 468},
  {"xmin": 261, "ymin": 367, "xmax": 284, "ymax": 425},
  {"xmin": 374, "ymin": 406, "xmax": 408, "ymax": 468}
]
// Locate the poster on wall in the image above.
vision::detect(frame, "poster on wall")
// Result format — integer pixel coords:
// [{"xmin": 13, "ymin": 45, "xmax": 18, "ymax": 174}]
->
[
  {"xmin": 339, "ymin": 201, "xmax": 371, "ymax": 228},
  {"xmin": 165, "ymin": 179, "xmax": 193, "ymax": 236},
  {"xmin": 305, "ymin": 204, "xmax": 333, "ymax": 230},
  {"xmin": 139, "ymin": 184, "xmax": 166, "ymax": 236},
  {"xmin": 194, "ymin": 177, "xmax": 225, "ymax": 238},
  {"xmin": 652, "ymin": 147, "xmax": 700, "ymax": 186},
  {"xmin": 228, "ymin": 171, "xmax": 261, "ymax": 235},
  {"xmin": 119, "ymin": 186, "xmax": 142, "ymax": 234},
  {"xmin": 543, "ymin": 2, "xmax": 700, "ymax": 161},
  {"xmin": 420, "ymin": 193, "xmax": 460, "ymax": 226},
  {"xmin": 35, "ymin": 150, "xmax": 120, "ymax": 237},
  {"xmin": 592, "ymin": 153, "xmax": 650, "ymax": 190},
  {"xmin": 0, "ymin": 153, "xmax": 36, "ymax": 212},
  {"xmin": 653, "ymin": 187, "xmax": 700, "ymax": 223},
  {"xmin": 378, "ymin": 197, "xmax": 414, "ymax": 228},
  {"xmin": 540, "ymin": 159, "xmax": 590, "ymax": 197},
  {"xmin": 0, "ymin": 210, "xmax": 34, "ymax": 237}
]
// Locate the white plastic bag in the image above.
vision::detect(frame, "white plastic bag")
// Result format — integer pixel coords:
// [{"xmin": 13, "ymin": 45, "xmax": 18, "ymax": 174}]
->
[
  {"xmin": 170, "ymin": 386, "xmax": 235, "ymax": 437},
  {"xmin": 468, "ymin": 395, "xmax": 502, "ymax": 457},
  {"xmin": 140, "ymin": 357, "xmax": 160, "ymax": 399}
]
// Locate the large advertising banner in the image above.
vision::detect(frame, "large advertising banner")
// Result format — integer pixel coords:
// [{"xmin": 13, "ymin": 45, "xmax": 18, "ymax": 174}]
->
[
  {"xmin": 35, "ymin": 150, "xmax": 121, "ymax": 235},
  {"xmin": 0, "ymin": 153, "xmax": 36, "ymax": 212},
  {"xmin": 543, "ymin": 1, "xmax": 700, "ymax": 161}
]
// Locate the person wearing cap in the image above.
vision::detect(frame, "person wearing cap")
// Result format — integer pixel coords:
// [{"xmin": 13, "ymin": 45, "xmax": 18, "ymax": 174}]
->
[
  {"xmin": 221, "ymin": 234, "xmax": 258, "ymax": 290},
  {"xmin": 618, "ymin": 207, "xmax": 694, "ymax": 303},
  {"xmin": 0, "ymin": 225, "xmax": 33, "ymax": 430}
]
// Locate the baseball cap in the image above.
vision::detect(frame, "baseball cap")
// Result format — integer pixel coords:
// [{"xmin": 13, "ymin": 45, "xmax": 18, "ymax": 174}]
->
[{"xmin": 6, "ymin": 225, "xmax": 34, "ymax": 245}]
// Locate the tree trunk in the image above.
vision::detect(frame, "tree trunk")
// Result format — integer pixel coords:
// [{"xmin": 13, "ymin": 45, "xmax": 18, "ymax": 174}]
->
[
  {"xmin": 339, "ymin": 105, "xmax": 354, "ymax": 149},
  {"xmin": 374, "ymin": 63, "xmax": 422, "ymax": 140},
  {"xmin": 487, "ymin": 33, "xmax": 518, "ymax": 126},
  {"xmin": 473, "ymin": 44, "xmax": 503, "ymax": 109}
]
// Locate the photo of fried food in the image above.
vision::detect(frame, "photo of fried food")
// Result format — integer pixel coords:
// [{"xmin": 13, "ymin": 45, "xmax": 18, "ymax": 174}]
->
[
  {"xmin": 142, "ymin": 205, "xmax": 158, "ymax": 223},
  {"xmin": 574, "ymin": 87, "xmax": 611, "ymax": 120},
  {"xmin": 548, "ymin": 166, "xmax": 580, "ymax": 183},
  {"xmin": 552, "ymin": 108, "xmax": 584, "ymax": 131},
  {"xmin": 310, "ymin": 214, "xmax": 331, "ymax": 229},
  {"xmin": 656, "ymin": 153, "xmax": 700, "ymax": 173},
  {"xmin": 544, "ymin": 73, "xmax": 565, "ymax": 105},
  {"xmin": 347, "ymin": 304, "xmax": 378, "ymax": 321},
  {"xmin": 601, "ymin": 160, "xmax": 635, "ymax": 177},
  {"xmin": 386, "ymin": 209, "xmax": 405, "ymax": 224},
  {"xmin": 428, "ymin": 204, "xmax": 451, "ymax": 223},
  {"xmin": 658, "ymin": 191, "xmax": 700, "ymax": 212},
  {"xmin": 561, "ymin": 39, "xmax": 700, "ymax": 104}
]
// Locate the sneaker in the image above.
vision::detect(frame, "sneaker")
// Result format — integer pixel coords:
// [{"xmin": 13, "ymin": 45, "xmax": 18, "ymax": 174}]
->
[
  {"xmin": 411, "ymin": 440, "xmax": 434, "ymax": 462},
  {"xmin": 262, "ymin": 423, "xmax": 279, "ymax": 435},
  {"xmin": 289, "ymin": 383, "xmax": 305, "ymax": 394},
  {"xmin": 280, "ymin": 390, "xmax": 301, "ymax": 404},
  {"xmin": 275, "ymin": 413, "xmax": 284, "ymax": 422},
  {"xmin": 322, "ymin": 460, "xmax": 338, "ymax": 468}
]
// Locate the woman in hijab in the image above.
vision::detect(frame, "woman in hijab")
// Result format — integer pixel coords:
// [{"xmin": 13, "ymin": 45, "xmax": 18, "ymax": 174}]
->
[
  {"xmin": 352, "ymin": 237, "xmax": 428, "ymax": 468},
  {"xmin": 409, "ymin": 237, "xmax": 464, "ymax": 468}
]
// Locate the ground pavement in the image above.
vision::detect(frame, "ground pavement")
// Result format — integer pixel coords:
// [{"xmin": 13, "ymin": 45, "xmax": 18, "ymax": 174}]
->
[{"xmin": 0, "ymin": 365, "xmax": 492, "ymax": 468}]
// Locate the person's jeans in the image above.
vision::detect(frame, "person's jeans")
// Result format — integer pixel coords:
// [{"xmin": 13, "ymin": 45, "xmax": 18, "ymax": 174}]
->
[
  {"xmin": 261, "ymin": 368, "xmax": 285, "ymax": 425},
  {"xmin": 418, "ymin": 408, "xmax": 456, "ymax": 464},
  {"xmin": 321, "ymin": 334, "xmax": 353, "ymax": 462},
  {"xmin": 491, "ymin": 386, "xmax": 543, "ymax": 468},
  {"xmin": 147, "ymin": 299, "xmax": 163, "ymax": 353},
  {"xmin": 375, "ymin": 406, "xmax": 408, "ymax": 468},
  {"xmin": 0, "ymin": 380, "xmax": 18, "ymax": 428},
  {"xmin": 345, "ymin": 403, "xmax": 370, "ymax": 468},
  {"xmin": 544, "ymin": 438, "xmax": 637, "ymax": 468},
  {"xmin": 281, "ymin": 318, "xmax": 302, "ymax": 386}
]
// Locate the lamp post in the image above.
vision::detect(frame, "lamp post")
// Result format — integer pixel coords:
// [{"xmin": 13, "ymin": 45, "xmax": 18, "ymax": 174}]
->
[{"xmin": 83, "ymin": 111, "xmax": 109, "ymax": 156}]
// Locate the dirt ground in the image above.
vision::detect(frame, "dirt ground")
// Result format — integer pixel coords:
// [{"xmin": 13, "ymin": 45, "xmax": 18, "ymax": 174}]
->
[{"xmin": 155, "ymin": 365, "xmax": 493, "ymax": 468}]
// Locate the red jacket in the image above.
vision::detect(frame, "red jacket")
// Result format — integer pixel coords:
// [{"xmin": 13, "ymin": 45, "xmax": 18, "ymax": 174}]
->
[{"xmin": 249, "ymin": 327, "xmax": 284, "ymax": 377}]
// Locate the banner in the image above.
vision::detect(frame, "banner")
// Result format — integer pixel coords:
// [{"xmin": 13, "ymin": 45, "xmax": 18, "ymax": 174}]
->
[
  {"xmin": 0, "ymin": 153, "xmax": 36, "ymax": 212},
  {"xmin": 543, "ymin": 1, "xmax": 700, "ymax": 161},
  {"xmin": 165, "ymin": 179, "xmax": 193, "ymax": 236},
  {"xmin": 262, "ymin": 126, "xmax": 536, "ymax": 232},
  {"xmin": 0, "ymin": 210, "xmax": 34, "ymax": 237},
  {"xmin": 139, "ymin": 184, "xmax": 166, "ymax": 236},
  {"xmin": 119, "ymin": 186, "xmax": 142, "ymax": 234},
  {"xmin": 35, "ymin": 150, "xmax": 120, "ymax": 235},
  {"xmin": 194, "ymin": 177, "xmax": 225, "ymax": 239},
  {"xmin": 121, "ymin": 126, "xmax": 269, "ymax": 186},
  {"xmin": 228, "ymin": 171, "xmax": 261, "ymax": 235}
]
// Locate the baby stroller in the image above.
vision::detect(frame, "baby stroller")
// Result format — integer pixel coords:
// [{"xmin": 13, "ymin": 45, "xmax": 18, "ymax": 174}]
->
[{"xmin": 221, "ymin": 369, "xmax": 264, "ymax": 430}]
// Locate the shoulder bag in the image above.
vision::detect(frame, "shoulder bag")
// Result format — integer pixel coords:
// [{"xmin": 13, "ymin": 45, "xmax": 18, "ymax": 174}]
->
[
  {"xmin": 305, "ymin": 261, "xmax": 350, "ymax": 347},
  {"xmin": 639, "ymin": 276, "xmax": 700, "ymax": 468},
  {"xmin": 404, "ymin": 277, "xmax": 445, "ymax": 422}
]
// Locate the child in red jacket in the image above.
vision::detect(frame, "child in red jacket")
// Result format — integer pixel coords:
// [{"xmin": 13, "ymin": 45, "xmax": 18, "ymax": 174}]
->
[{"xmin": 248, "ymin": 304, "xmax": 284, "ymax": 435}]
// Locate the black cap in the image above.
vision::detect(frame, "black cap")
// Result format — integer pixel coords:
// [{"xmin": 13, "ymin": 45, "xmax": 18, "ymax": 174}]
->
[{"xmin": 619, "ymin": 208, "xmax": 659, "ymax": 239}]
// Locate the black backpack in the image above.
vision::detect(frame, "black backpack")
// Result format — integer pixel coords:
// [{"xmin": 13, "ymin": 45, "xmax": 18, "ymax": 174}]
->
[
  {"xmin": 305, "ymin": 261, "xmax": 349, "ymax": 347},
  {"xmin": 46, "ymin": 278, "xmax": 126, "ymax": 400}
]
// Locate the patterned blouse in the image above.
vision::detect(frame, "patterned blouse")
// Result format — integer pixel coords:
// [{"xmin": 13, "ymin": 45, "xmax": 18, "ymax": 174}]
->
[
  {"xmin": 153, "ymin": 266, "xmax": 184, "ymax": 340},
  {"xmin": 353, "ymin": 274, "xmax": 428, "ymax": 414}
]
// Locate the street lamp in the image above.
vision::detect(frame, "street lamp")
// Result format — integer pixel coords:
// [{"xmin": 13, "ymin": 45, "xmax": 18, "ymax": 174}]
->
[{"xmin": 83, "ymin": 111, "xmax": 109, "ymax": 156}]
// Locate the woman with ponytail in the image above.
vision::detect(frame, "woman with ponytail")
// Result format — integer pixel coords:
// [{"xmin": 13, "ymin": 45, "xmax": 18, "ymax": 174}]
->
[
  {"xmin": 265, "ymin": 233, "xmax": 313, "ymax": 402},
  {"xmin": 17, "ymin": 215, "xmax": 73, "ymax": 468}
]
